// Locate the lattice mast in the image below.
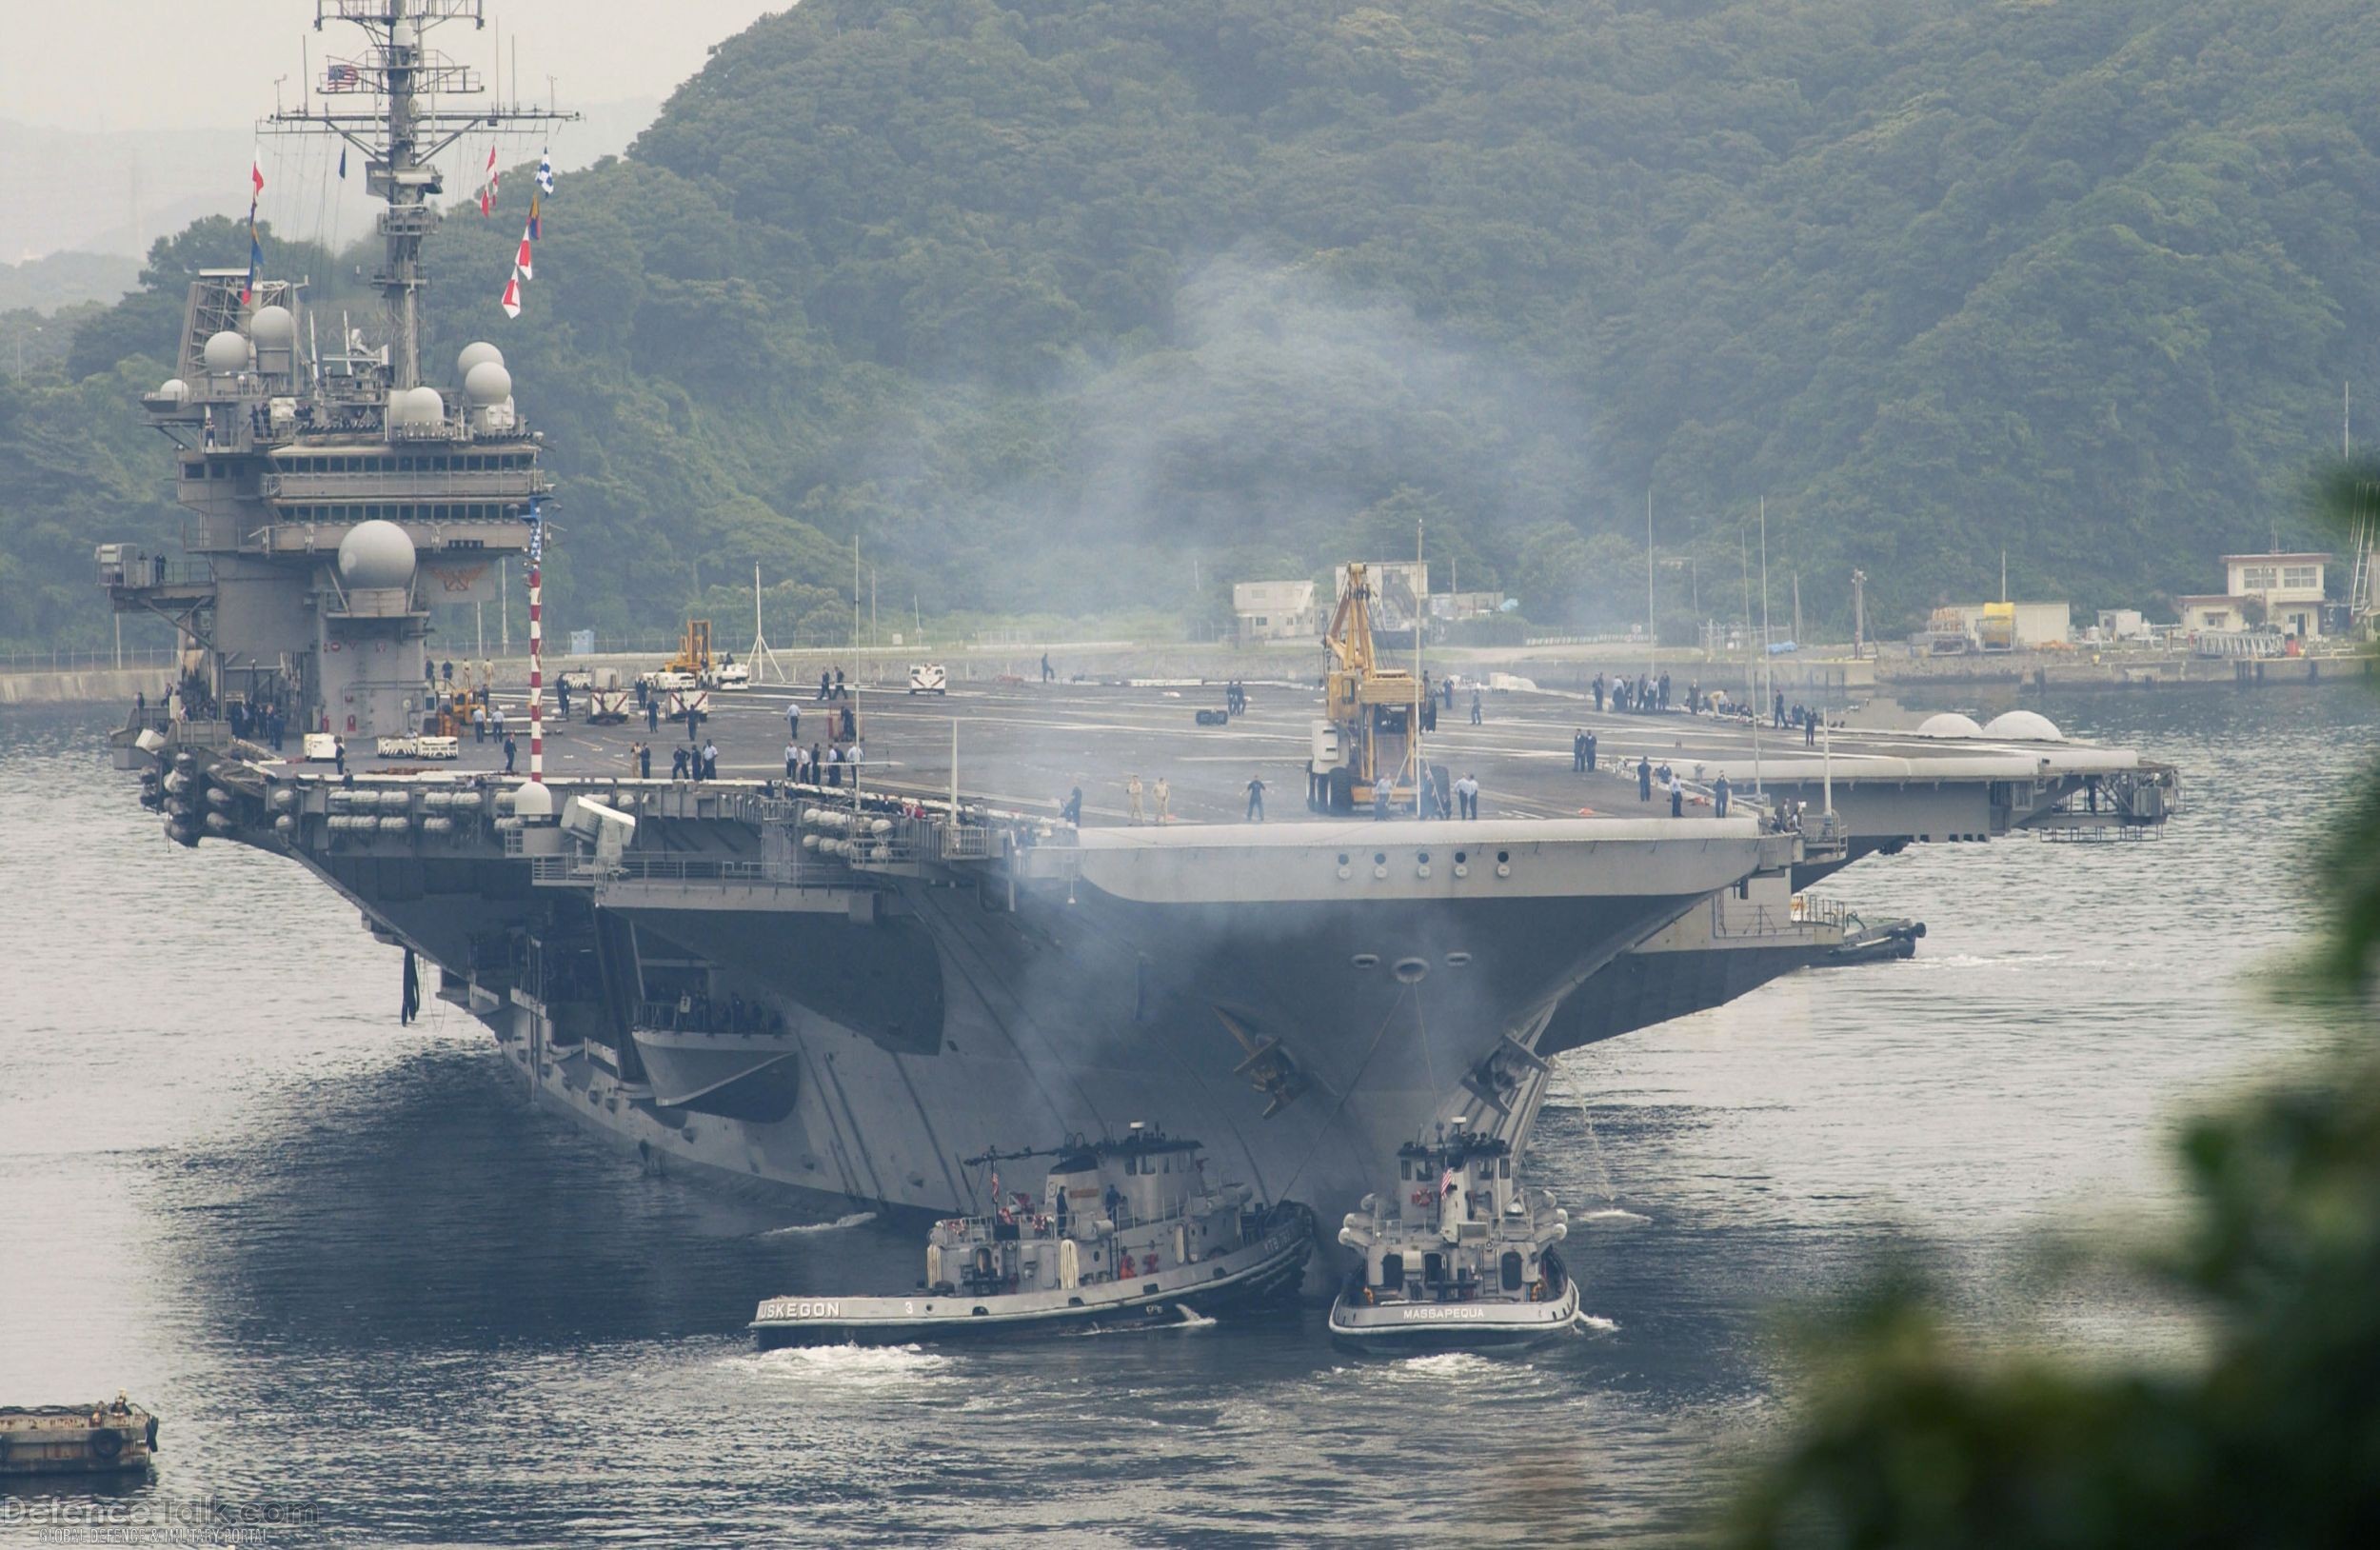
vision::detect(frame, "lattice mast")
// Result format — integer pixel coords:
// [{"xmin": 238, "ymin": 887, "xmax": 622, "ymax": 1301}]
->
[{"xmin": 264, "ymin": 1, "xmax": 573, "ymax": 388}]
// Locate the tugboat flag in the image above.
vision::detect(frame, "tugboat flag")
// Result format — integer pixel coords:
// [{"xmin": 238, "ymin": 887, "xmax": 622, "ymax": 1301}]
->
[
  {"xmin": 515, "ymin": 222, "xmax": 534, "ymax": 281},
  {"xmin": 499, "ymin": 269, "xmax": 523, "ymax": 320},
  {"xmin": 537, "ymin": 149, "xmax": 554, "ymax": 194},
  {"xmin": 250, "ymin": 147, "xmax": 266, "ymax": 201}
]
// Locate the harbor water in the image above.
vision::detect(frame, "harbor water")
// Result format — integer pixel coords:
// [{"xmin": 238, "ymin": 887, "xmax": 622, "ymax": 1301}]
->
[{"xmin": 2, "ymin": 686, "xmax": 2371, "ymax": 1545}]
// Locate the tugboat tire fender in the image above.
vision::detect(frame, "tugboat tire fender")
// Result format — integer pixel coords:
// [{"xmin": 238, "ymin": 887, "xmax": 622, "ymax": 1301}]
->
[
  {"xmin": 147, "ymin": 1416, "xmax": 160, "ymax": 1451},
  {"xmin": 90, "ymin": 1426, "xmax": 124, "ymax": 1460}
]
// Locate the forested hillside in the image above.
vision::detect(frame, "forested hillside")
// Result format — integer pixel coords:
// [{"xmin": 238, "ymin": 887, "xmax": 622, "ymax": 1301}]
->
[{"xmin": 10, "ymin": 0, "xmax": 2380, "ymax": 649}]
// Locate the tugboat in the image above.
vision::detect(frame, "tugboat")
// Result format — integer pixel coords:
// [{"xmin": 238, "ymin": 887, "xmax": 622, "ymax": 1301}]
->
[
  {"xmin": 1328, "ymin": 1122, "xmax": 1580, "ymax": 1352},
  {"xmin": 0, "ymin": 1396, "xmax": 158, "ymax": 1475},
  {"xmin": 750, "ymin": 1125, "xmax": 1314, "ymax": 1347}
]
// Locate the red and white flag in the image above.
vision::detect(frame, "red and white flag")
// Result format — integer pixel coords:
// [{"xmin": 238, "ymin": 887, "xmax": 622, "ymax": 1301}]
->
[
  {"xmin": 514, "ymin": 223, "xmax": 534, "ymax": 281},
  {"xmin": 480, "ymin": 145, "xmax": 499, "ymax": 213},
  {"xmin": 499, "ymin": 270, "xmax": 523, "ymax": 320},
  {"xmin": 250, "ymin": 147, "xmax": 266, "ymax": 202}
]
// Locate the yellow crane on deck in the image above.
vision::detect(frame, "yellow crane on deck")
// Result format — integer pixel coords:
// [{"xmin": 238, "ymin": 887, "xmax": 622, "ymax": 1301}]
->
[{"xmin": 1306, "ymin": 563, "xmax": 1431, "ymax": 813}]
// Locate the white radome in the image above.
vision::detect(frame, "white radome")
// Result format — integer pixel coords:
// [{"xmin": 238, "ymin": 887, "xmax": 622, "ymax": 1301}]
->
[
  {"xmin": 457, "ymin": 341, "xmax": 505, "ymax": 377},
  {"xmin": 156, "ymin": 379, "xmax": 189, "ymax": 407},
  {"xmin": 1982, "ymin": 709, "xmax": 2065, "ymax": 743},
  {"xmin": 463, "ymin": 360, "xmax": 513, "ymax": 406},
  {"xmin": 336, "ymin": 519, "xmax": 418, "ymax": 591},
  {"xmin": 387, "ymin": 384, "xmax": 446, "ymax": 427},
  {"xmin": 249, "ymin": 305, "xmax": 296, "ymax": 348},
  {"xmin": 1916, "ymin": 712, "xmax": 1984, "ymax": 738},
  {"xmin": 202, "ymin": 329, "xmax": 248, "ymax": 374}
]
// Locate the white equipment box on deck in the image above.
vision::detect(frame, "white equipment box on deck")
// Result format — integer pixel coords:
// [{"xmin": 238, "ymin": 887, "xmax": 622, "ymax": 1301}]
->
[{"xmin": 375, "ymin": 734, "xmax": 460, "ymax": 760}]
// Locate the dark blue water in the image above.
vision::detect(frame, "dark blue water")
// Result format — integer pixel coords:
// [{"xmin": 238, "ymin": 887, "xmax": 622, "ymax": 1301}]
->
[{"xmin": 2, "ymin": 685, "xmax": 2370, "ymax": 1545}]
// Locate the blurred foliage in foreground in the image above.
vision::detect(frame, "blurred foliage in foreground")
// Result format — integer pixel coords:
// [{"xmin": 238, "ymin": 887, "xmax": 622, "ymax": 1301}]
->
[{"xmin": 1722, "ymin": 466, "xmax": 2380, "ymax": 1550}]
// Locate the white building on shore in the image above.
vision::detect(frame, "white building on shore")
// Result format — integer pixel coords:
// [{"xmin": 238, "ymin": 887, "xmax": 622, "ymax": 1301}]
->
[
  {"xmin": 1232, "ymin": 580, "xmax": 1320, "ymax": 644},
  {"xmin": 2176, "ymin": 551, "xmax": 2331, "ymax": 639}
]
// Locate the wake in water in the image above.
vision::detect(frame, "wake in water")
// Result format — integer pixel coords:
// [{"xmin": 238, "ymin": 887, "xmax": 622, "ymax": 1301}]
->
[
  {"xmin": 1057, "ymin": 1305, "xmax": 1217, "ymax": 1338},
  {"xmin": 1576, "ymin": 1314, "xmax": 1618, "ymax": 1334},
  {"xmin": 1390, "ymin": 1352, "xmax": 1496, "ymax": 1377},
  {"xmin": 1575, "ymin": 1207, "xmax": 1651, "ymax": 1225},
  {"xmin": 720, "ymin": 1342, "xmax": 949, "ymax": 1387},
  {"xmin": 760, "ymin": 1211, "xmax": 877, "ymax": 1236}
]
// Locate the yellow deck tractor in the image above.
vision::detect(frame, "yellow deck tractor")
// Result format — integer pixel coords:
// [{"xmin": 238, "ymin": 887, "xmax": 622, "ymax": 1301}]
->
[{"xmin": 1306, "ymin": 563, "xmax": 1432, "ymax": 813}]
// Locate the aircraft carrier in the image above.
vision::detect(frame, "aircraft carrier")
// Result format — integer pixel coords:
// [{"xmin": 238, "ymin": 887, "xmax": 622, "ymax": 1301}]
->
[{"xmin": 94, "ymin": 0, "xmax": 2183, "ymax": 1246}]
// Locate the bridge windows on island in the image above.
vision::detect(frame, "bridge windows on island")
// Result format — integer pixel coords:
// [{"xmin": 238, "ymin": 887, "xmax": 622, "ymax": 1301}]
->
[{"xmin": 269, "ymin": 505, "xmax": 526, "ymax": 524}]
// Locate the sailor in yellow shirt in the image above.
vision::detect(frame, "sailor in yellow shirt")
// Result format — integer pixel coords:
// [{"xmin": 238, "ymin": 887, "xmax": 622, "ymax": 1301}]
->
[
  {"xmin": 1126, "ymin": 774, "xmax": 1145, "ymax": 825},
  {"xmin": 1153, "ymin": 776, "xmax": 1170, "ymax": 824}
]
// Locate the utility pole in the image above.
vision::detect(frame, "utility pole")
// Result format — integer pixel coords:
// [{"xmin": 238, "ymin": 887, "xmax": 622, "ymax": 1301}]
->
[
  {"xmin": 747, "ymin": 561, "xmax": 787, "ymax": 684},
  {"xmin": 1851, "ymin": 569, "xmax": 1867, "ymax": 659},
  {"xmin": 1414, "ymin": 513, "xmax": 1426, "ymax": 803},
  {"xmin": 1645, "ymin": 486, "xmax": 1658, "ymax": 675},
  {"xmin": 1742, "ymin": 532, "xmax": 1761, "ymax": 797},
  {"xmin": 1792, "ymin": 571, "xmax": 1802, "ymax": 647},
  {"xmin": 1758, "ymin": 496, "xmax": 1773, "ymax": 729}
]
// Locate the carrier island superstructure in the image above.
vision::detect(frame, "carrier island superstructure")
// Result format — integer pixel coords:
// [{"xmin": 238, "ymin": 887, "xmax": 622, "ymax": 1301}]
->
[{"xmin": 94, "ymin": 0, "xmax": 2185, "ymax": 1250}]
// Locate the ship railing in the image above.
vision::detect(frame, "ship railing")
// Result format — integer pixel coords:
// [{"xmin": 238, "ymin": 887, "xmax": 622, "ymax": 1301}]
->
[
  {"xmin": 939, "ymin": 824, "xmax": 1001, "ymax": 862},
  {"xmin": 633, "ymin": 999, "xmax": 788, "ymax": 1037},
  {"xmin": 1707, "ymin": 897, "xmax": 1835, "ymax": 943},
  {"xmin": 526, "ymin": 845, "xmax": 857, "ymax": 890}
]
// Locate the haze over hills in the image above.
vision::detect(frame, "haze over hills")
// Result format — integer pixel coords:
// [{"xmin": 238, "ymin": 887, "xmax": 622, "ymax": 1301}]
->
[
  {"xmin": 0, "ymin": 101, "xmax": 662, "ymax": 266},
  {"xmin": 7, "ymin": 0, "xmax": 2379, "ymax": 650}
]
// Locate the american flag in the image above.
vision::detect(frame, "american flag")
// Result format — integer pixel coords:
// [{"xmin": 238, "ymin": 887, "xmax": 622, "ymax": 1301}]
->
[{"xmin": 324, "ymin": 62, "xmax": 360, "ymax": 90}]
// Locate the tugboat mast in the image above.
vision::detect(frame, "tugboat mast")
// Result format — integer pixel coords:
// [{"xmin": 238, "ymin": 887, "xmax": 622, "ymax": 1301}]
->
[{"xmin": 264, "ymin": 1, "xmax": 574, "ymax": 388}]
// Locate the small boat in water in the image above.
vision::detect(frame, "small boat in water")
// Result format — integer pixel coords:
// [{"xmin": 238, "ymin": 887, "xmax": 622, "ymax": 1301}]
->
[
  {"xmin": 751, "ymin": 1125, "xmax": 1314, "ymax": 1347},
  {"xmin": 1329, "ymin": 1123, "xmax": 1580, "ymax": 1353},
  {"xmin": 0, "ymin": 1396, "xmax": 157, "ymax": 1475}
]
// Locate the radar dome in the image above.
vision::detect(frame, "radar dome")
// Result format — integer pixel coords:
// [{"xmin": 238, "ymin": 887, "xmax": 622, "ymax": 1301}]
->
[
  {"xmin": 463, "ymin": 360, "xmax": 513, "ymax": 407},
  {"xmin": 1983, "ymin": 709, "xmax": 2065, "ymax": 742},
  {"xmin": 1916, "ymin": 712, "xmax": 1984, "ymax": 738},
  {"xmin": 337, "ymin": 519, "xmax": 417, "ymax": 591},
  {"xmin": 202, "ymin": 329, "xmax": 248, "ymax": 374},
  {"xmin": 456, "ymin": 341, "xmax": 505, "ymax": 377},
  {"xmin": 250, "ymin": 305, "xmax": 296, "ymax": 347},
  {"xmin": 387, "ymin": 385, "xmax": 446, "ymax": 427},
  {"xmin": 156, "ymin": 379, "xmax": 189, "ymax": 407}
]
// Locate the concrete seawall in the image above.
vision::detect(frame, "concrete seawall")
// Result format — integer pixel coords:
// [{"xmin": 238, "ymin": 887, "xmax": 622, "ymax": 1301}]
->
[{"xmin": 0, "ymin": 667, "xmax": 160, "ymax": 708}]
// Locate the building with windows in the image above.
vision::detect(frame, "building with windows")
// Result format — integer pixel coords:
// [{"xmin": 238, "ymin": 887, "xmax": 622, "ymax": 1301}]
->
[
  {"xmin": 1232, "ymin": 579, "xmax": 1320, "ymax": 644},
  {"xmin": 2176, "ymin": 552, "xmax": 2331, "ymax": 639}
]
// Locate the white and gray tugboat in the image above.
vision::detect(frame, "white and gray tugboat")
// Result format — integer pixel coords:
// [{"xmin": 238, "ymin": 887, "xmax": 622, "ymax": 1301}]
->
[
  {"xmin": 751, "ymin": 1125, "xmax": 1314, "ymax": 1347},
  {"xmin": 1328, "ymin": 1123, "xmax": 1579, "ymax": 1352}
]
